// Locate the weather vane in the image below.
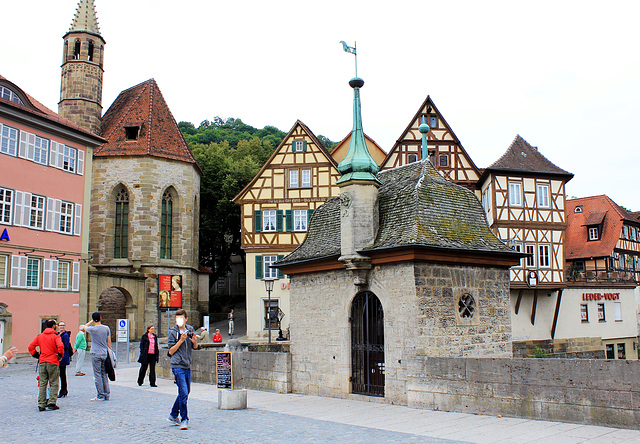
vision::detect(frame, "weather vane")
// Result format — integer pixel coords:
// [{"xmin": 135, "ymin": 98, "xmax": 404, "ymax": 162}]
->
[{"xmin": 340, "ymin": 40, "xmax": 357, "ymax": 77}]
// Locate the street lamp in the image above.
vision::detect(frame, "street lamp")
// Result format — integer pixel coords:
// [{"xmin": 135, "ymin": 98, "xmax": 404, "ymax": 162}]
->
[{"xmin": 263, "ymin": 278, "xmax": 274, "ymax": 344}]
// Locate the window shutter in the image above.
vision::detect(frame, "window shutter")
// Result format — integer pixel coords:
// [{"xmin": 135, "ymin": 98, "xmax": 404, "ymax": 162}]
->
[
  {"xmin": 285, "ymin": 210, "xmax": 293, "ymax": 232},
  {"xmin": 74, "ymin": 203, "xmax": 82, "ymax": 236},
  {"xmin": 307, "ymin": 208, "xmax": 314, "ymax": 222},
  {"xmin": 21, "ymin": 192, "xmax": 32, "ymax": 228},
  {"xmin": 277, "ymin": 255, "xmax": 284, "ymax": 278},
  {"xmin": 254, "ymin": 210, "xmax": 262, "ymax": 232},
  {"xmin": 53, "ymin": 199, "xmax": 62, "ymax": 233},
  {"xmin": 13, "ymin": 191, "xmax": 24, "ymax": 226},
  {"xmin": 49, "ymin": 141, "xmax": 59, "ymax": 168},
  {"xmin": 57, "ymin": 144, "xmax": 66, "ymax": 170},
  {"xmin": 11, "ymin": 255, "xmax": 27, "ymax": 288},
  {"xmin": 19, "ymin": 131, "xmax": 28, "ymax": 159},
  {"xmin": 51, "ymin": 260, "xmax": 58, "ymax": 290},
  {"xmin": 302, "ymin": 141, "xmax": 307, "ymax": 152},
  {"xmin": 43, "ymin": 259, "xmax": 52, "ymax": 290},
  {"xmin": 291, "ymin": 141, "xmax": 296, "ymax": 152},
  {"xmin": 276, "ymin": 210, "xmax": 283, "ymax": 231},
  {"xmin": 27, "ymin": 133, "xmax": 36, "ymax": 161},
  {"xmin": 77, "ymin": 149, "xmax": 85, "ymax": 175},
  {"xmin": 72, "ymin": 261, "xmax": 80, "ymax": 291},
  {"xmin": 46, "ymin": 197, "xmax": 55, "ymax": 231},
  {"xmin": 255, "ymin": 255, "xmax": 263, "ymax": 279}
]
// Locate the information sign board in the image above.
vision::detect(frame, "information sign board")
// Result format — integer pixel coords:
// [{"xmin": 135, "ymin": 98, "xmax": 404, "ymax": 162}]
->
[{"xmin": 216, "ymin": 352, "xmax": 233, "ymax": 390}]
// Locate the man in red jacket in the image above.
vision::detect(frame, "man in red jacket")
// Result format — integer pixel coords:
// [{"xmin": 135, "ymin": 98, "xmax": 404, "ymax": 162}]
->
[{"xmin": 28, "ymin": 319, "xmax": 64, "ymax": 411}]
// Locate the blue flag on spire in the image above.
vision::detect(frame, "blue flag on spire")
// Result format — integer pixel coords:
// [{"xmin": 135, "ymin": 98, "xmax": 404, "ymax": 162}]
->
[{"xmin": 340, "ymin": 41, "xmax": 356, "ymax": 55}]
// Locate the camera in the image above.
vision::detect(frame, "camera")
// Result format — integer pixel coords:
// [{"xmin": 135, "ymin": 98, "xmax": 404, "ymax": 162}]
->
[{"xmin": 186, "ymin": 332, "xmax": 194, "ymax": 339}]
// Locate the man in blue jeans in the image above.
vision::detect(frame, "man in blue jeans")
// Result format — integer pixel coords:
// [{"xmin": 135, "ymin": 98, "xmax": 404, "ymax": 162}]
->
[{"xmin": 167, "ymin": 309, "xmax": 198, "ymax": 430}]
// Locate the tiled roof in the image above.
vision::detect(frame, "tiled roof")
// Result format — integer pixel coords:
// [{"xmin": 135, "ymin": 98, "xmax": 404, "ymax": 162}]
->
[
  {"xmin": 485, "ymin": 135, "xmax": 573, "ymax": 177},
  {"xmin": 631, "ymin": 211, "xmax": 640, "ymax": 222},
  {"xmin": 97, "ymin": 79, "xmax": 198, "ymax": 166},
  {"xmin": 0, "ymin": 74, "xmax": 105, "ymax": 143},
  {"xmin": 565, "ymin": 195, "xmax": 639, "ymax": 260},
  {"xmin": 281, "ymin": 160, "xmax": 518, "ymax": 264}
]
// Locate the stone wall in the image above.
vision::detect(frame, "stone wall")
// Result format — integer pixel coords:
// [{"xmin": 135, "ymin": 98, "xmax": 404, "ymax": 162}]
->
[
  {"xmin": 513, "ymin": 337, "xmax": 606, "ymax": 359},
  {"xmin": 407, "ymin": 356, "xmax": 640, "ymax": 429}
]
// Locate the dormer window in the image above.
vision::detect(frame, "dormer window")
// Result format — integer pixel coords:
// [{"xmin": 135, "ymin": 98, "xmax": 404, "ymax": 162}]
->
[
  {"xmin": 588, "ymin": 227, "xmax": 599, "ymax": 241},
  {"xmin": 125, "ymin": 126, "xmax": 140, "ymax": 141},
  {"xmin": 438, "ymin": 154, "xmax": 449, "ymax": 167},
  {"xmin": 574, "ymin": 206, "xmax": 583, "ymax": 213},
  {"xmin": 0, "ymin": 86, "xmax": 24, "ymax": 105},
  {"xmin": 407, "ymin": 154, "xmax": 418, "ymax": 163}
]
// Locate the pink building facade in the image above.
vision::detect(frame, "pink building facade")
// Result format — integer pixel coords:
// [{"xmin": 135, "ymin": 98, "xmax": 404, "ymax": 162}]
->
[{"xmin": 0, "ymin": 75, "xmax": 104, "ymax": 353}]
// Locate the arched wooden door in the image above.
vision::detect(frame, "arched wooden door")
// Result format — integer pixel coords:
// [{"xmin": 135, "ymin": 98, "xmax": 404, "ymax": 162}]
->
[{"xmin": 350, "ymin": 291, "xmax": 384, "ymax": 397}]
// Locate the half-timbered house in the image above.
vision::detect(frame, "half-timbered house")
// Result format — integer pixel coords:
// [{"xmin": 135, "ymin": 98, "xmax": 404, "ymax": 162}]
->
[
  {"xmin": 330, "ymin": 132, "xmax": 387, "ymax": 166},
  {"xmin": 232, "ymin": 120, "xmax": 341, "ymax": 339},
  {"xmin": 478, "ymin": 135, "xmax": 574, "ymax": 347},
  {"xmin": 379, "ymin": 96, "xmax": 481, "ymax": 192}
]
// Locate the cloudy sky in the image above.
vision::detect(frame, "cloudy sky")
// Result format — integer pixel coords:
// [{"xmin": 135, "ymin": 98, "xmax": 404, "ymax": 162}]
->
[{"xmin": 3, "ymin": 1, "xmax": 639, "ymax": 210}]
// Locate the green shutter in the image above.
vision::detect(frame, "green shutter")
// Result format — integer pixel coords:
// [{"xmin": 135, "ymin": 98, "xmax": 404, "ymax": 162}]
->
[
  {"xmin": 307, "ymin": 208, "xmax": 314, "ymax": 221},
  {"xmin": 302, "ymin": 141, "xmax": 307, "ymax": 152},
  {"xmin": 254, "ymin": 210, "xmax": 262, "ymax": 232},
  {"xmin": 255, "ymin": 255, "xmax": 263, "ymax": 279},
  {"xmin": 277, "ymin": 255, "xmax": 284, "ymax": 279},
  {"xmin": 285, "ymin": 210, "xmax": 293, "ymax": 232},
  {"xmin": 276, "ymin": 209, "xmax": 283, "ymax": 231},
  {"xmin": 292, "ymin": 141, "xmax": 296, "ymax": 152}
]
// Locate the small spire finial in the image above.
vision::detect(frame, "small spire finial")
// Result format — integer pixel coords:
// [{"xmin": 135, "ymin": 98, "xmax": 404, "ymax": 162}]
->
[{"xmin": 419, "ymin": 116, "xmax": 431, "ymax": 161}]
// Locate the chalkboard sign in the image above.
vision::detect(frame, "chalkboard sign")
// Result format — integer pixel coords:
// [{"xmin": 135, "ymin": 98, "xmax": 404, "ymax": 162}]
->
[{"xmin": 216, "ymin": 351, "xmax": 233, "ymax": 390}]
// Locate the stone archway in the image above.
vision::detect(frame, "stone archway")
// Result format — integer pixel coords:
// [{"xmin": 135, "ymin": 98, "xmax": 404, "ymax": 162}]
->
[{"xmin": 97, "ymin": 287, "xmax": 133, "ymax": 340}]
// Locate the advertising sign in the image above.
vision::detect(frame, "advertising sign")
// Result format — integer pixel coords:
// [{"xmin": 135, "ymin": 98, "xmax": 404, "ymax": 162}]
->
[
  {"xmin": 216, "ymin": 352, "xmax": 233, "ymax": 390},
  {"xmin": 159, "ymin": 274, "xmax": 182, "ymax": 308}
]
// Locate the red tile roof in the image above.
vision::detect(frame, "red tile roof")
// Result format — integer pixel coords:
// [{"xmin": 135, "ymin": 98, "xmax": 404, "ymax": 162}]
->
[
  {"xmin": 98, "ymin": 79, "xmax": 198, "ymax": 167},
  {"xmin": 0, "ymin": 74, "xmax": 105, "ymax": 142},
  {"xmin": 565, "ymin": 195, "xmax": 637, "ymax": 260},
  {"xmin": 486, "ymin": 135, "xmax": 573, "ymax": 178}
]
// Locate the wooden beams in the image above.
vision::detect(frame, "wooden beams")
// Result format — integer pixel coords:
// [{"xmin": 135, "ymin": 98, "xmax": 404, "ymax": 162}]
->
[
  {"xmin": 514, "ymin": 289, "xmax": 523, "ymax": 315},
  {"xmin": 551, "ymin": 289, "xmax": 563, "ymax": 339}
]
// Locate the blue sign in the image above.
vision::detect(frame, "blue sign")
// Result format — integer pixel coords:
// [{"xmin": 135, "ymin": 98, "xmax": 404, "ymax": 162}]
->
[
  {"xmin": 119, "ymin": 319, "xmax": 126, "ymax": 328},
  {"xmin": 0, "ymin": 228, "xmax": 8, "ymax": 242}
]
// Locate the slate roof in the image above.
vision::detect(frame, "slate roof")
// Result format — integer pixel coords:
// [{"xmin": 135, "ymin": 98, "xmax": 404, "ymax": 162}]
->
[
  {"xmin": 67, "ymin": 0, "xmax": 101, "ymax": 36},
  {"xmin": 280, "ymin": 160, "xmax": 518, "ymax": 265},
  {"xmin": 0, "ymin": 74, "xmax": 105, "ymax": 143},
  {"xmin": 97, "ymin": 79, "xmax": 198, "ymax": 168},
  {"xmin": 565, "ymin": 195, "xmax": 640, "ymax": 260},
  {"xmin": 484, "ymin": 135, "xmax": 573, "ymax": 178}
]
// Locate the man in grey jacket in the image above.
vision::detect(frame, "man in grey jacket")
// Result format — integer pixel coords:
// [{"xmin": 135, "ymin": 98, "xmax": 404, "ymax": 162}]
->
[{"xmin": 167, "ymin": 309, "xmax": 198, "ymax": 430}]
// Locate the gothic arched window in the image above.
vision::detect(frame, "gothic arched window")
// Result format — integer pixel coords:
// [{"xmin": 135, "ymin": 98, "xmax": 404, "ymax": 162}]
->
[
  {"xmin": 114, "ymin": 187, "xmax": 129, "ymax": 259},
  {"xmin": 161, "ymin": 190, "xmax": 173, "ymax": 259}
]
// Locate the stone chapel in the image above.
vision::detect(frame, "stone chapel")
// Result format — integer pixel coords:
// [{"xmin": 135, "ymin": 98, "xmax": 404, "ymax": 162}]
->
[
  {"xmin": 276, "ymin": 76, "xmax": 523, "ymax": 402},
  {"xmin": 57, "ymin": 0, "xmax": 204, "ymax": 337}
]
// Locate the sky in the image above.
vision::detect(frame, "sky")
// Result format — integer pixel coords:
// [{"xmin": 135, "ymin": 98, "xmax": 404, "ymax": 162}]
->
[{"xmin": 2, "ymin": 0, "xmax": 640, "ymax": 210}]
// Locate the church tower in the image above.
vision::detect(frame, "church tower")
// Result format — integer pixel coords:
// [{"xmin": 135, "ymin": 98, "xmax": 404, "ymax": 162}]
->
[{"xmin": 58, "ymin": 0, "xmax": 105, "ymax": 135}]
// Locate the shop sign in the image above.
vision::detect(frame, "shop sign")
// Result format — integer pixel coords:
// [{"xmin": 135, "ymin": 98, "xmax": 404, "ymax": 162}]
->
[{"xmin": 582, "ymin": 292, "xmax": 620, "ymax": 301}]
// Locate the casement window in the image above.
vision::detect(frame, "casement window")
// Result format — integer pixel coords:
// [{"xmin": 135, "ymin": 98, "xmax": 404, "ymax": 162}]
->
[
  {"xmin": 622, "ymin": 226, "xmax": 629, "ymax": 239},
  {"xmin": 508, "ymin": 182, "xmax": 522, "ymax": 207},
  {"xmin": 301, "ymin": 169, "xmax": 311, "ymax": 187},
  {"xmin": 438, "ymin": 154, "xmax": 449, "ymax": 167},
  {"xmin": 263, "ymin": 299, "xmax": 280, "ymax": 330},
  {"xmin": 617, "ymin": 343, "xmax": 626, "ymax": 359},
  {"xmin": 45, "ymin": 198, "xmax": 80, "ymax": 235},
  {"xmin": 430, "ymin": 116, "xmax": 437, "ymax": 128},
  {"xmin": 57, "ymin": 261, "xmax": 70, "ymax": 290},
  {"xmin": 536, "ymin": 184, "xmax": 550, "ymax": 208},
  {"xmin": 19, "ymin": 131, "xmax": 49, "ymax": 165},
  {"xmin": 510, "ymin": 241, "xmax": 523, "ymax": 267},
  {"xmin": 160, "ymin": 190, "xmax": 173, "ymax": 259},
  {"xmin": 13, "ymin": 192, "xmax": 46, "ymax": 230},
  {"xmin": 49, "ymin": 141, "xmax": 84, "ymax": 175},
  {"xmin": 291, "ymin": 140, "xmax": 307, "ymax": 152},
  {"xmin": 263, "ymin": 210, "xmax": 277, "ymax": 232},
  {"xmin": 1, "ymin": 124, "xmax": 19, "ymax": 156},
  {"xmin": 0, "ymin": 86, "xmax": 24, "ymax": 105},
  {"xmin": 407, "ymin": 154, "xmax": 418, "ymax": 163},
  {"xmin": 11, "ymin": 255, "xmax": 41, "ymax": 289},
  {"xmin": 285, "ymin": 209, "xmax": 314, "ymax": 232},
  {"xmin": 289, "ymin": 170, "xmax": 299, "ymax": 188},
  {"xmin": 0, "ymin": 254, "xmax": 7, "ymax": 287},
  {"xmin": 0, "ymin": 187, "xmax": 13, "ymax": 224},
  {"xmin": 538, "ymin": 244, "xmax": 550, "ymax": 268},
  {"xmin": 597, "ymin": 303, "xmax": 605, "ymax": 322},
  {"xmin": 62, "ymin": 145, "xmax": 76, "ymax": 173},
  {"xmin": 580, "ymin": 303, "xmax": 588, "ymax": 322},
  {"xmin": 588, "ymin": 227, "xmax": 599, "ymax": 241},
  {"xmin": 255, "ymin": 254, "xmax": 284, "ymax": 279},
  {"xmin": 614, "ymin": 302, "xmax": 622, "ymax": 321},
  {"xmin": 114, "ymin": 187, "xmax": 129, "ymax": 259},
  {"xmin": 525, "ymin": 244, "xmax": 535, "ymax": 267}
]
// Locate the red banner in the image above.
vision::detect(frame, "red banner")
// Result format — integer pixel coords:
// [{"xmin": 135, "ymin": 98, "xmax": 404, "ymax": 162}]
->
[{"xmin": 159, "ymin": 274, "xmax": 182, "ymax": 308}]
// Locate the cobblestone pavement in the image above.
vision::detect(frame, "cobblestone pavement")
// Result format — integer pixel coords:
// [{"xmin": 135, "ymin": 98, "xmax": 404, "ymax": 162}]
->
[{"xmin": 2, "ymin": 357, "xmax": 639, "ymax": 443}]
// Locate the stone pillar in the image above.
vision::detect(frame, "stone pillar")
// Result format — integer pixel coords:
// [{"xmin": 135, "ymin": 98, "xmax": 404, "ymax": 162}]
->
[{"xmin": 218, "ymin": 339, "xmax": 247, "ymax": 409}]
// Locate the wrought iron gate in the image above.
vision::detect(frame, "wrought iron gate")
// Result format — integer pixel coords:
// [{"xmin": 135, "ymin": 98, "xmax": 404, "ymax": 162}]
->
[{"xmin": 351, "ymin": 291, "xmax": 384, "ymax": 397}]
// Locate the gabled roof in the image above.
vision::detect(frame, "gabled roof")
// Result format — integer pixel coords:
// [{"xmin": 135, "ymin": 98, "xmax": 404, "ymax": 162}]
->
[
  {"xmin": 381, "ymin": 95, "xmax": 480, "ymax": 174},
  {"xmin": 483, "ymin": 135, "xmax": 573, "ymax": 179},
  {"xmin": 67, "ymin": 0, "xmax": 101, "ymax": 37},
  {"xmin": 330, "ymin": 132, "xmax": 386, "ymax": 166},
  {"xmin": 97, "ymin": 79, "xmax": 198, "ymax": 168},
  {"xmin": 566, "ymin": 195, "xmax": 639, "ymax": 260},
  {"xmin": 0, "ymin": 74, "xmax": 105, "ymax": 144},
  {"xmin": 280, "ymin": 160, "xmax": 520, "ymax": 266},
  {"xmin": 232, "ymin": 119, "xmax": 338, "ymax": 203}
]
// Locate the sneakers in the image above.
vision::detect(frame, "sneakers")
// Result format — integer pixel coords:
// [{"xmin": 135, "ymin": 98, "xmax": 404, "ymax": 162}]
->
[
  {"xmin": 90, "ymin": 397, "xmax": 105, "ymax": 401},
  {"xmin": 180, "ymin": 420, "xmax": 188, "ymax": 430},
  {"xmin": 46, "ymin": 404, "xmax": 60, "ymax": 410},
  {"xmin": 75, "ymin": 372, "xmax": 85, "ymax": 376},
  {"xmin": 167, "ymin": 415, "xmax": 180, "ymax": 426}
]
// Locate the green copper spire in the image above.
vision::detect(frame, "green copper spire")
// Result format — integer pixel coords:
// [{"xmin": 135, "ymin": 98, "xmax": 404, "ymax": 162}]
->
[
  {"xmin": 419, "ymin": 117, "xmax": 431, "ymax": 160},
  {"xmin": 336, "ymin": 77, "xmax": 380, "ymax": 184}
]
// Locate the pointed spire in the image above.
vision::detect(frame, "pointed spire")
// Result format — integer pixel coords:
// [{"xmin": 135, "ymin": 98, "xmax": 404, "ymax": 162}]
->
[
  {"xmin": 336, "ymin": 77, "xmax": 380, "ymax": 185},
  {"xmin": 69, "ymin": 0, "xmax": 101, "ymax": 35}
]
